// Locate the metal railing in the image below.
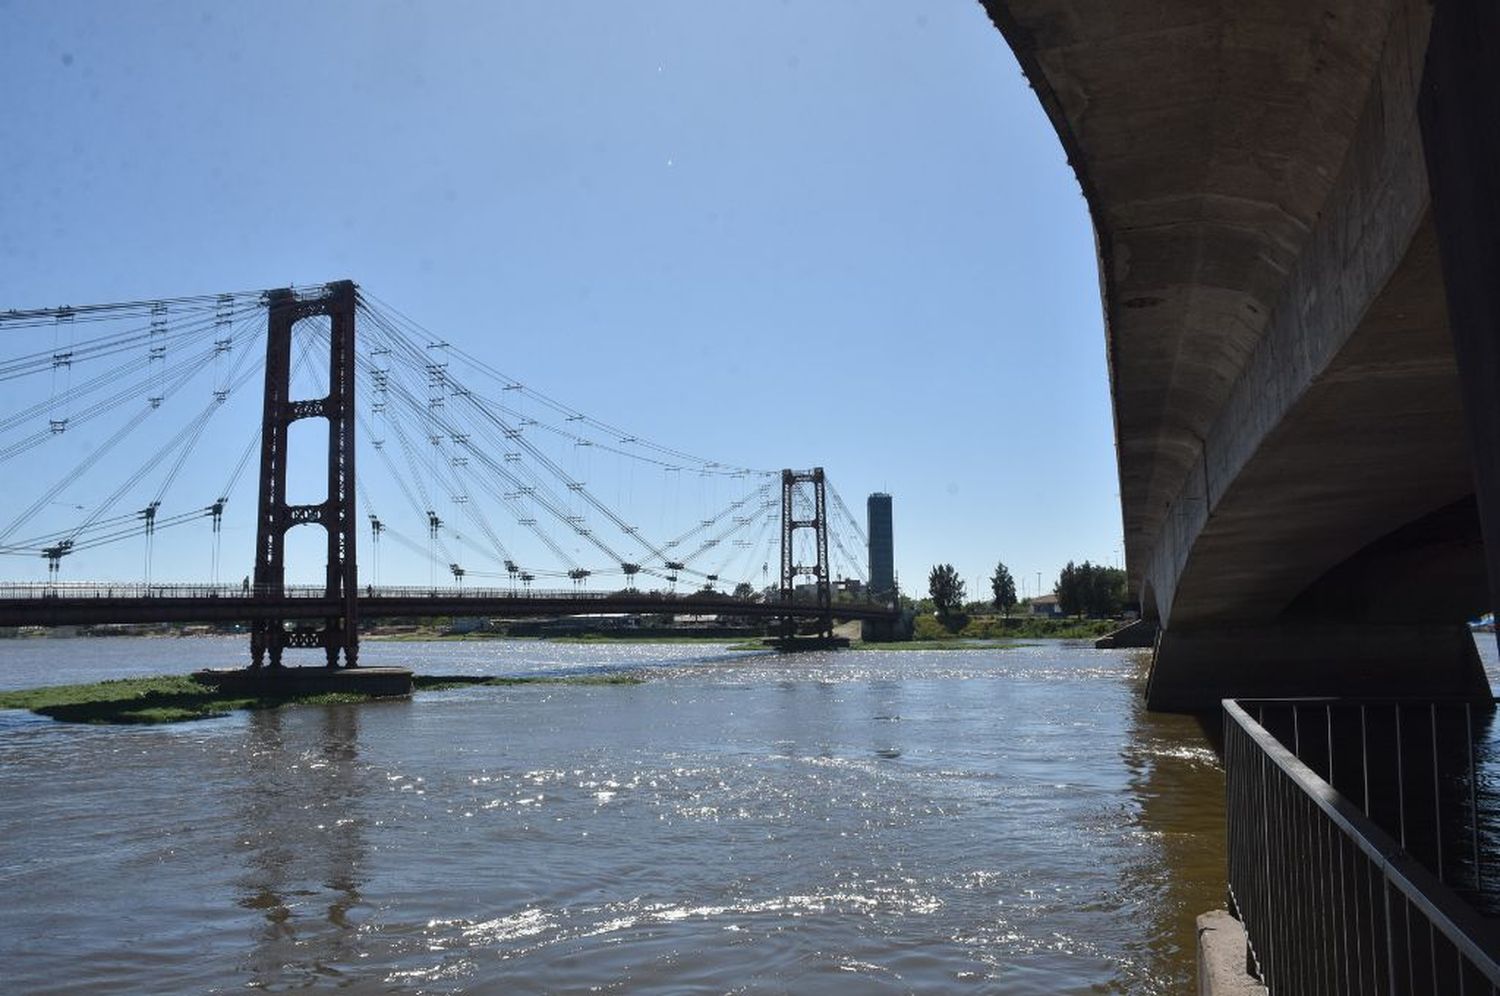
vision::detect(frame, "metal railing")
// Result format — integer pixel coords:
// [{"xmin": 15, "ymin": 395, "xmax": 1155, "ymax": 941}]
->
[
  {"xmin": 1225, "ymin": 698, "xmax": 1500, "ymax": 994},
  {"xmin": 0, "ymin": 581, "xmax": 896, "ymax": 612},
  {"xmin": 0, "ymin": 581, "xmax": 692, "ymax": 600}
]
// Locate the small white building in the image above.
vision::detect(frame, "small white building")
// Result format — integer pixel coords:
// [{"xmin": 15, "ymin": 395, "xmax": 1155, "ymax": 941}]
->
[{"xmin": 1029, "ymin": 593, "xmax": 1063, "ymax": 617}]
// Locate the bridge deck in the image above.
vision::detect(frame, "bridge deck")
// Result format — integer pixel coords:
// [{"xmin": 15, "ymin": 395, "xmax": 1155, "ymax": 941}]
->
[{"xmin": 0, "ymin": 584, "xmax": 898, "ymax": 628}]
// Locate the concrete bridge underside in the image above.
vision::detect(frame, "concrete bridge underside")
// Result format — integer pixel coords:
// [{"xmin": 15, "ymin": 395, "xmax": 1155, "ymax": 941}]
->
[{"xmin": 982, "ymin": 0, "xmax": 1500, "ymax": 708}]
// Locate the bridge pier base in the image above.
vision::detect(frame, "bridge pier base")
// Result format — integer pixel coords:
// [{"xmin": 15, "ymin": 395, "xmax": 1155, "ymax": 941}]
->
[
  {"xmin": 196, "ymin": 665, "xmax": 410, "ymax": 698},
  {"xmin": 1144, "ymin": 622, "xmax": 1492, "ymax": 712}
]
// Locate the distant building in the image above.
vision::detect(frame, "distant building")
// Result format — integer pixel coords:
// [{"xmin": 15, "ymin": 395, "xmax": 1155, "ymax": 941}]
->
[
  {"xmin": 867, "ymin": 493, "xmax": 894, "ymax": 598},
  {"xmin": 1030, "ymin": 593, "xmax": 1063, "ymax": 617}
]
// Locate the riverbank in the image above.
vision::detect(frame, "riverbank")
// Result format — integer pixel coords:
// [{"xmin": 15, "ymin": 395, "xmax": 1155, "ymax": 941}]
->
[
  {"xmin": 913, "ymin": 615, "xmax": 1120, "ymax": 640},
  {"xmin": 0, "ymin": 671, "xmax": 643, "ymax": 725}
]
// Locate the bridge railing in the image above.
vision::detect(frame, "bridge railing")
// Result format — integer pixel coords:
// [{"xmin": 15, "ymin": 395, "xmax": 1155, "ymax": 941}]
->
[
  {"xmin": 1224, "ymin": 698, "xmax": 1500, "ymax": 994},
  {"xmin": 0, "ymin": 581, "xmax": 650, "ymax": 600},
  {"xmin": 0, "ymin": 581, "xmax": 896, "ymax": 613},
  {"xmin": 0, "ymin": 582, "xmax": 258, "ymax": 600}
]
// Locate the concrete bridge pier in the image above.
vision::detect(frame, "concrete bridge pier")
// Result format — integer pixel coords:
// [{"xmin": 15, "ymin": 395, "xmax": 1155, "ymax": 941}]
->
[
  {"xmin": 1145, "ymin": 623, "xmax": 1489, "ymax": 713},
  {"xmin": 1422, "ymin": 0, "xmax": 1500, "ymax": 668}
]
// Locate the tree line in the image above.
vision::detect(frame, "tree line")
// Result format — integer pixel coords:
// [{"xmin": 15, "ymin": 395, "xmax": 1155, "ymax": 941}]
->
[
  {"xmin": 924, "ymin": 558, "xmax": 1126, "ymax": 618},
  {"xmin": 1052, "ymin": 560, "xmax": 1126, "ymax": 617}
]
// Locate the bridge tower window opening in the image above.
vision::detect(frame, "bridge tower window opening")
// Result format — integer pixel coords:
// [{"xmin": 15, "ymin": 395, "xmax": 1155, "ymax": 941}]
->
[{"xmin": 284, "ymin": 414, "xmax": 331, "ymax": 511}]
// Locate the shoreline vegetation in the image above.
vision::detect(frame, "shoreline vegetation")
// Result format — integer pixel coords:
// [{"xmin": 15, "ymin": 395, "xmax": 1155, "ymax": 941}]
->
[{"xmin": 910, "ymin": 616, "xmax": 1119, "ymax": 641}]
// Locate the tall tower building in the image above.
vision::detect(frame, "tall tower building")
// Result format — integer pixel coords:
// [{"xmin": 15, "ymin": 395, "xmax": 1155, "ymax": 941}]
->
[{"xmin": 867, "ymin": 493, "xmax": 894, "ymax": 598}]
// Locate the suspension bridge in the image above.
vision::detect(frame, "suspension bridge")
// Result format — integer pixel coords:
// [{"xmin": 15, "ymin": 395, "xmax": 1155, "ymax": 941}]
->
[{"xmin": 0, "ymin": 280, "xmax": 897, "ymax": 670}]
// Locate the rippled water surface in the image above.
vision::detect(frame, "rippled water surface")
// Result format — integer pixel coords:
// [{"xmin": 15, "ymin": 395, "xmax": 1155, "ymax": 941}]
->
[{"xmin": 0, "ymin": 637, "xmax": 1230, "ymax": 993}]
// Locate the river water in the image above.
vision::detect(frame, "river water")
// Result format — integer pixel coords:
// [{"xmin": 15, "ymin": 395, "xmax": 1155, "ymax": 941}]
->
[{"xmin": 0, "ymin": 636, "xmax": 1231, "ymax": 993}]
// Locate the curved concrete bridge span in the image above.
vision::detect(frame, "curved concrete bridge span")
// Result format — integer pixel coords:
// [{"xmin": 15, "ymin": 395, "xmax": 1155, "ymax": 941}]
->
[{"xmin": 981, "ymin": 0, "xmax": 1500, "ymax": 707}]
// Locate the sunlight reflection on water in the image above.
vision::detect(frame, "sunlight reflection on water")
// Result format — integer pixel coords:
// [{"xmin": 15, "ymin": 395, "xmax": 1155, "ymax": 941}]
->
[{"xmin": 0, "ymin": 637, "xmax": 1241, "ymax": 994}]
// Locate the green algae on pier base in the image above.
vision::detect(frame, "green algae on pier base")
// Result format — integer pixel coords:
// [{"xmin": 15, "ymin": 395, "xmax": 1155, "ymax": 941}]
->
[{"xmin": 0, "ymin": 671, "xmax": 645, "ymax": 725}]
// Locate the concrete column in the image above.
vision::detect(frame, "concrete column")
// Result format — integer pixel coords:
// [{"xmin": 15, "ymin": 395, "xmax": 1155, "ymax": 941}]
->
[{"xmin": 1420, "ymin": 0, "xmax": 1500, "ymax": 641}]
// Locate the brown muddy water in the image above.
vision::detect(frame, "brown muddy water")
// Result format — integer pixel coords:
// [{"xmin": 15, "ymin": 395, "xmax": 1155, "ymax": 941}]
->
[{"xmin": 0, "ymin": 637, "xmax": 1237, "ymax": 993}]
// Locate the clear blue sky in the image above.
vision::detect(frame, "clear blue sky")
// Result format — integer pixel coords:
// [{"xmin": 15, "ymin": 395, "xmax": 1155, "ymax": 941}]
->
[{"xmin": 0, "ymin": 0, "xmax": 1120, "ymax": 601}]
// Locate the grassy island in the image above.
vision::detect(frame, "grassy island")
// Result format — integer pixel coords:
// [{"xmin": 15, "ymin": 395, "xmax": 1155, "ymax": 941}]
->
[{"xmin": 0, "ymin": 671, "xmax": 644, "ymax": 726}]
